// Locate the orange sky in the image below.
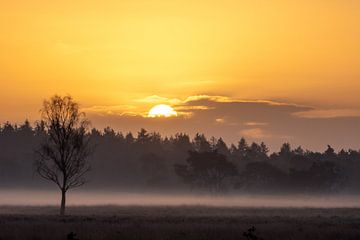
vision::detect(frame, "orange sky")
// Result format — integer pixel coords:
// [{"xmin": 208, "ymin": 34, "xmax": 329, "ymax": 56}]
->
[{"xmin": 1, "ymin": 1, "xmax": 360, "ymax": 150}]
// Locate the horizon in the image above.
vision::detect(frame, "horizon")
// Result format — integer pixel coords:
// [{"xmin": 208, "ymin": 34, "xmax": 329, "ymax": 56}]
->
[{"xmin": 2, "ymin": 94, "xmax": 360, "ymax": 152}]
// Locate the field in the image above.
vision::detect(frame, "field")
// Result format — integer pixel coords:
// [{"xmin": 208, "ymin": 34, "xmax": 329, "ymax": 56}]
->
[{"xmin": 1, "ymin": 206, "xmax": 360, "ymax": 240}]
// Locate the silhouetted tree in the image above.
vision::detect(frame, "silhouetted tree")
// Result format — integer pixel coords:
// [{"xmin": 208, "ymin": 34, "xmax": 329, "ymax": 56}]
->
[
  {"xmin": 35, "ymin": 95, "xmax": 92, "ymax": 215},
  {"xmin": 1, "ymin": 122, "xmax": 15, "ymax": 136},
  {"xmin": 237, "ymin": 138, "xmax": 249, "ymax": 155},
  {"xmin": 103, "ymin": 126, "xmax": 116, "ymax": 139},
  {"xmin": 338, "ymin": 149, "xmax": 349, "ymax": 161},
  {"xmin": 293, "ymin": 146, "xmax": 305, "ymax": 156},
  {"xmin": 246, "ymin": 142, "xmax": 269, "ymax": 162},
  {"xmin": 193, "ymin": 133, "xmax": 211, "ymax": 152},
  {"xmin": 19, "ymin": 120, "xmax": 32, "ymax": 135},
  {"xmin": 289, "ymin": 160, "xmax": 344, "ymax": 192},
  {"xmin": 175, "ymin": 150, "xmax": 237, "ymax": 192},
  {"xmin": 238, "ymin": 161, "xmax": 287, "ymax": 191},
  {"xmin": 324, "ymin": 145, "xmax": 337, "ymax": 161},
  {"xmin": 209, "ymin": 136, "xmax": 217, "ymax": 151},
  {"xmin": 172, "ymin": 133, "xmax": 193, "ymax": 152},
  {"xmin": 125, "ymin": 132, "xmax": 135, "ymax": 144},
  {"xmin": 139, "ymin": 153, "xmax": 168, "ymax": 187},
  {"xmin": 231, "ymin": 137, "xmax": 250, "ymax": 163},
  {"xmin": 279, "ymin": 143, "xmax": 292, "ymax": 159},
  {"xmin": 137, "ymin": 128, "xmax": 150, "ymax": 145},
  {"xmin": 169, "ymin": 133, "xmax": 193, "ymax": 166},
  {"xmin": 215, "ymin": 138, "xmax": 230, "ymax": 156},
  {"xmin": 260, "ymin": 142, "xmax": 269, "ymax": 156},
  {"xmin": 34, "ymin": 120, "xmax": 46, "ymax": 136}
]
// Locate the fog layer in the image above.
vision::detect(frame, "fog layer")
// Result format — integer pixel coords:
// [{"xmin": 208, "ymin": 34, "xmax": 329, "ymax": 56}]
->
[{"xmin": 2, "ymin": 191, "xmax": 360, "ymax": 208}]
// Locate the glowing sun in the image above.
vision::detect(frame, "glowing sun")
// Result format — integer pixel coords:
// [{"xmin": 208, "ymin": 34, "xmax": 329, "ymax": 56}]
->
[{"xmin": 148, "ymin": 104, "xmax": 178, "ymax": 118}]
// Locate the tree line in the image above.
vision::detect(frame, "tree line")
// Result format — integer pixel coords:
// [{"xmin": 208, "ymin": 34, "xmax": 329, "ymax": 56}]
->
[{"xmin": 1, "ymin": 96, "xmax": 360, "ymax": 214}]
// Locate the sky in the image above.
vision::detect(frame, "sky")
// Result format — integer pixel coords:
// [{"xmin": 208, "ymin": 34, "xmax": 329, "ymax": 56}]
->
[{"xmin": 1, "ymin": 0, "xmax": 360, "ymax": 151}]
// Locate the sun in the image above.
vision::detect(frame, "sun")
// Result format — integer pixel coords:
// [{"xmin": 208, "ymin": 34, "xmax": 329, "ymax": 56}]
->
[{"xmin": 148, "ymin": 104, "xmax": 178, "ymax": 118}]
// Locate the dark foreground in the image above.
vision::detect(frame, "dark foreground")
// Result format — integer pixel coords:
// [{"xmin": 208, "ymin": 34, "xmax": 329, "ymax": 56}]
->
[{"xmin": 1, "ymin": 206, "xmax": 360, "ymax": 240}]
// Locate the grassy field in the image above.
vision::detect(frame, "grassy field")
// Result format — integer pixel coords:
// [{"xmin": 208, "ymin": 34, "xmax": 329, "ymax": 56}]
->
[{"xmin": 1, "ymin": 206, "xmax": 360, "ymax": 240}]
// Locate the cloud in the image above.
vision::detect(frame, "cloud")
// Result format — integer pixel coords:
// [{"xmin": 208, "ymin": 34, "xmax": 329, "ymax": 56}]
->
[
  {"xmin": 244, "ymin": 122, "xmax": 269, "ymax": 127},
  {"xmin": 215, "ymin": 118, "xmax": 226, "ymax": 124},
  {"xmin": 183, "ymin": 95, "xmax": 309, "ymax": 107},
  {"xmin": 293, "ymin": 109, "xmax": 360, "ymax": 119},
  {"xmin": 81, "ymin": 105, "xmax": 140, "ymax": 116},
  {"xmin": 135, "ymin": 95, "xmax": 181, "ymax": 105},
  {"xmin": 84, "ymin": 95, "xmax": 360, "ymax": 151},
  {"xmin": 184, "ymin": 95, "xmax": 233, "ymax": 103},
  {"xmin": 240, "ymin": 128, "xmax": 271, "ymax": 139}
]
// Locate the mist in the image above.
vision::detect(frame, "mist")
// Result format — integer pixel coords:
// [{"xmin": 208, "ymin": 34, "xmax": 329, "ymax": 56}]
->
[{"xmin": 2, "ymin": 190, "xmax": 360, "ymax": 208}]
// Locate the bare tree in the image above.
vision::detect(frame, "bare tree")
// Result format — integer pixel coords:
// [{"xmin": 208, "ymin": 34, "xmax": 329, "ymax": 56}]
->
[{"xmin": 35, "ymin": 95, "xmax": 92, "ymax": 215}]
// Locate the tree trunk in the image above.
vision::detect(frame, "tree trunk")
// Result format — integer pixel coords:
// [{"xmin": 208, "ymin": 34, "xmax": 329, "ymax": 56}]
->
[{"xmin": 60, "ymin": 189, "xmax": 66, "ymax": 216}]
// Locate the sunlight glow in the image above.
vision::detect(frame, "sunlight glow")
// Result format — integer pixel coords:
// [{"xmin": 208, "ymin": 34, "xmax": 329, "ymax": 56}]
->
[{"xmin": 148, "ymin": 104, "xmax": 177, "ymax": 118}]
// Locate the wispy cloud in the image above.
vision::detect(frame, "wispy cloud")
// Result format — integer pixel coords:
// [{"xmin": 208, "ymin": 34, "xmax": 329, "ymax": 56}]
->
[
  {"xmin": 184, "ymin": 95, "xmax": 233, "ymax": 103},
  {"xmin": 183, "ymin": 95, "xmax": 308, "ymax": 107},
  {"xmin": 135, "ymin": 95, "xmax": 181, "ymax": 105},
  {"xmin": 81, "ymin": 105, "xmax": 140, "ymax": 117},
  {"xmin": 215, "ymin": 118, "xmax": 226, "ymax": 124},
  {"xmin": 240, "ymin": 128, "xmax": 271, "ymax": 139},
  {"xmin": 293, "ymin": 109, "xmax": 360, "ymax": 119},
  {"xmin": 244, "ymin": 122, "xmax": 269, "ymax": 127}
]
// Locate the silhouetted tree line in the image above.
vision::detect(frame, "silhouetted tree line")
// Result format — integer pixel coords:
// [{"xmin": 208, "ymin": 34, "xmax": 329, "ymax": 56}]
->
[{"xmin": 1, "ymin": 121, "xmax": 360, "ymax": 194}]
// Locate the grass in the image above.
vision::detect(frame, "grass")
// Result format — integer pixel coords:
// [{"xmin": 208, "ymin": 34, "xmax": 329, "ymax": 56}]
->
[{"xmin": 1, "ymin": 206, "xmax": 360, "ymax": 240}]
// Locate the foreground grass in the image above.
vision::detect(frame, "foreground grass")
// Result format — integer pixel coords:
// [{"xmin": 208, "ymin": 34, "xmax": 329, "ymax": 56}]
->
[{"xmin": 1, "ymin": 206, "xmax": 360, "ymax": 240}]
